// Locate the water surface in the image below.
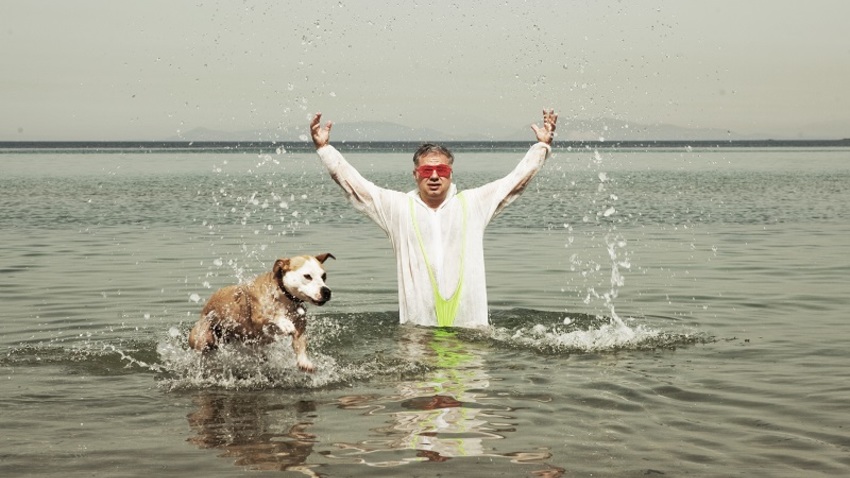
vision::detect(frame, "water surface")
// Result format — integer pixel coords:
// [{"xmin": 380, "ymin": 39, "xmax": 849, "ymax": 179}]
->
[{"xmin": 2, "ymin": 146, "xmax": 849, "ymax": 476}]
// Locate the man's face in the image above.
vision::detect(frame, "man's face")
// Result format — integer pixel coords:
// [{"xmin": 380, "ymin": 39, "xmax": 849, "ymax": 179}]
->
[{"xmin": 414, "ymin": 152, "xmax": 453, "ymax": 207}]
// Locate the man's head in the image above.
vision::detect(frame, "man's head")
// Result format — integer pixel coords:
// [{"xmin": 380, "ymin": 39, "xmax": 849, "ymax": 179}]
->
[{"xmin": 412, "ymin": 143, "xmax": 454, "ymax": 209}]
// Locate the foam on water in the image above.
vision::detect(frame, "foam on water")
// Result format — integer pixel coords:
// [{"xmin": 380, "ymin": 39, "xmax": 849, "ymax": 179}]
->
[
  {"xmin": 493, "ymin": 319, "xmax": 646, "ymax": 353},
  {"xmin": 484, "ymin": 309, "xmax": 710, "ymax": 356}
]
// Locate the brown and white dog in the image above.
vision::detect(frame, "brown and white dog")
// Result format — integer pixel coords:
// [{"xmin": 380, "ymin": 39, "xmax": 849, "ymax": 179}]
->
[{"xmin": 188, "ymin": 253, "xmax": 335, "ymax": 372}]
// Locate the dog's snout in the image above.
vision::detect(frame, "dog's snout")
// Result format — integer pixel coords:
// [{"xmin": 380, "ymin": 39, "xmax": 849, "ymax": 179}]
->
[{"xmin": 313, "ymin": 287, "xmax": 332, "ymax": 306}]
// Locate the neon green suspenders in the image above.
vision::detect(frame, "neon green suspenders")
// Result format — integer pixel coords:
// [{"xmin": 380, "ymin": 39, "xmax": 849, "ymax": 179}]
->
[{"xmin": 409, "ymin": 193, "xmax": 468, "ymax": 327}]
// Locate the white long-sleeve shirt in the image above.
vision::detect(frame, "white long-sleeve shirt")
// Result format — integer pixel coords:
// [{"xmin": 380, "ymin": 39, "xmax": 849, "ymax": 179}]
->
[{"xmin": 316, "ymin": 142, "xmax": 551, "ymax": 327}]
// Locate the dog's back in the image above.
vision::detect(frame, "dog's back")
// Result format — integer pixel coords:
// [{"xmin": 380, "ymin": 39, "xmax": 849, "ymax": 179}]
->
[{"xmin": 188, "ymin": 284, "xmax": 256, "ymax": 351}]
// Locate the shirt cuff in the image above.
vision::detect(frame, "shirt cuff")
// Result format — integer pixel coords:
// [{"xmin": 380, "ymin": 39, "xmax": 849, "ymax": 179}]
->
[{"xmin": 534, "ymin": 141, "xmax": 552, "ymax": 155}]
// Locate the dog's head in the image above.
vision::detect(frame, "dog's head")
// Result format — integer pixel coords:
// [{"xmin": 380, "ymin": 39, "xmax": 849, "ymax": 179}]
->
[{"xmin": 273, "ymin": 253, "xmax": 335, "ymax": 306}]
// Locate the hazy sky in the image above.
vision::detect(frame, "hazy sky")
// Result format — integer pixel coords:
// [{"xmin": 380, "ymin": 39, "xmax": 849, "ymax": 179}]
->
[{"xmin": 3, "ymin": 1, "xmax": 849, "ymax": 140}]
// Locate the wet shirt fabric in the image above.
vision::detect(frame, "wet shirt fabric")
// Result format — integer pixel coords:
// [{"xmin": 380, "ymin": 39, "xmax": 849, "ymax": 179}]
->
[{"xmin": 315, "ymin": 142, "xmax": 551, "ymax": 327}]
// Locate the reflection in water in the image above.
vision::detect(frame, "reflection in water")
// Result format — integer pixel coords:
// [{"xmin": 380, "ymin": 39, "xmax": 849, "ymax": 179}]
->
[
  {"xmin": 186, "ymin": 392, "xmax": 321, "ymax": 476},
  {"xmin": 183, "ymin": 328, "xmax": 564, "ymax": 476},
  {"xmin": 331, "ymin": 328, "xmax": 564, "ymax": 476}
]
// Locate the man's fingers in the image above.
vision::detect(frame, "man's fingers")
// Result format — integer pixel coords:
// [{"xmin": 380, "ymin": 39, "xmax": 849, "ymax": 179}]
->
[
  {"xmin": 542, "ymin": 109, "xmax": 558, "ymax": 132},
  {"xmin": 310, "ymin": 113, "xmax": 333, "ymax": 137}
]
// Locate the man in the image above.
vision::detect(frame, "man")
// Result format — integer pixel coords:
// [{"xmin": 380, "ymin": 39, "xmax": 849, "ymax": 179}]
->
[{"xmin": 309, "ymin": 109, "xmax": 557, "ymax": 328}]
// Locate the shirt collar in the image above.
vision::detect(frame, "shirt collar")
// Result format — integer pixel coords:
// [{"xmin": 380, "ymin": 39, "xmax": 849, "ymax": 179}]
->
[{"xmin": 407, "ymin": 183, "xmax": 458, "ymax": 210}]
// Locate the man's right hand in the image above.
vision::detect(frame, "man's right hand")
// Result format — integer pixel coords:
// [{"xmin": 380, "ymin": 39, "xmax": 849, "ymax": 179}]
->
[{"xmin": 310, "ymin": 113, "xmax": 332, "ymax": 149}]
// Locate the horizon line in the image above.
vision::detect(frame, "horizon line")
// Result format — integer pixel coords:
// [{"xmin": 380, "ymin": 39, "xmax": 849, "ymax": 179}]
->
[{"xmin": 2, "ymin": 138, "xmax": 849, "ymax": 152}]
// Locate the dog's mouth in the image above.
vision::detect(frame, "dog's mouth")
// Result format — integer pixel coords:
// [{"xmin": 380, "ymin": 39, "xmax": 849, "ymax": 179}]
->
[{"xmin": 284, "ymin": 286, "xmax": 331, "ymax": 306}]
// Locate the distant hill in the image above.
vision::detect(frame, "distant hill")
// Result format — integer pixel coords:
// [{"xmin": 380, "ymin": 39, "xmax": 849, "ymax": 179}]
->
[
  {"xmin": 166, "ymin": 117, "xmax": 846, "ymax": 142},
  {"xmin": 305, "ymin": 121, "xmax": 459, "ymax": 142},
  {"xmin": 167, "ymin": 122, "xmax": 486, "ymax": 142},
  {"xmin": 500, "ymin": 118, "xmax": 748, "ymax": 141}
]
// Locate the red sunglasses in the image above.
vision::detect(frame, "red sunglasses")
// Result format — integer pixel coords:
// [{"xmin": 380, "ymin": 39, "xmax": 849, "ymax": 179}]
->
[{"xmin": 415, "ymin": 164, "xmax": 453, "ymax": 178}]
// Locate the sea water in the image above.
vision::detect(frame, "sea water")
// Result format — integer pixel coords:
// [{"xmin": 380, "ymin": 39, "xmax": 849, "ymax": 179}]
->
[{"xmin": 1, "ymin": 145, "xmax": 849, "ymax": 476}]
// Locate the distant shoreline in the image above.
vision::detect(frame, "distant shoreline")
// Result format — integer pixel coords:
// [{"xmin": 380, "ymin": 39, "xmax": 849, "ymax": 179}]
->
[{"xmin": 1, "ymin": 139, "xmax": 849, "ymax": 154}]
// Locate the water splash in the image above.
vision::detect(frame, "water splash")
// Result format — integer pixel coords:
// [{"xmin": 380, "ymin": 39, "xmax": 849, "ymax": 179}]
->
[
  {"xmin": 602, "ymin": 232, "xmax": 631, "ymax": 329},
  {"xmin": 486, "ymin": 310, "xmax": 709, "ymax": 355},
  {"xmin": 155, "ymin": 332, "xmax": 347, "ymax": 391},
  {"xmin": 563, "ymin": 148, "xmax": 637, "ymax": 339},
  {"xmin": 491, "ymin": 319, "xmax": 655, "ymax": 354},
  {"xmin": 199, "ymin": 150, "xmax": 317, "ymax": 287},
  {"xmin": 102, "ymin": 343, "xmax": 167, "ymax": 373},
  {"xmin": 154, "ymin": 322, "xmax": 432, "ymax": 392}
]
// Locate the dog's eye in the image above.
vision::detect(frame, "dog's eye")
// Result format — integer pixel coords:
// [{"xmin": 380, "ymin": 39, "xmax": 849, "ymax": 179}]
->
[
  {"xmin": 322, "ymin": 273, "xmax": 327, "ymax": 281},
  {"xmin": 304, "ymin": 274, "xmax": 312, "ymax": 281}
]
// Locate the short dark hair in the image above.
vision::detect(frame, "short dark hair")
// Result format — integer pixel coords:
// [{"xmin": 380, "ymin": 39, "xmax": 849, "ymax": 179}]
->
[{"xmin": 412, "ymin": 143, "xmax": 454, "ymax": 165}]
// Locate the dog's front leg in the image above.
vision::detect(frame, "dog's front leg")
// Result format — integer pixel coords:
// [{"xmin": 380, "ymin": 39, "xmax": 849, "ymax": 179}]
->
[
  {"xmin": 291, "ymin": 316, "xmax": 314, "ymax": 373},
  {"xmin": 272, "ymin": 313, "xmax": 297, "ymax": 336}
]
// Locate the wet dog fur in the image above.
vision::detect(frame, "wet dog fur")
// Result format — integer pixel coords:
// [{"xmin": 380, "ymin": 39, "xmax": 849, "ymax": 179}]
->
[{"xmin": 188, "ymin": 253, "xmax": 334, "ymax": 372}]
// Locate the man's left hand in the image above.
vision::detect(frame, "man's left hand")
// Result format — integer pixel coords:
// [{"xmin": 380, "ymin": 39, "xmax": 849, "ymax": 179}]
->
[
  {"xmin": 531, "ymin": 109, "xmax": 558, "ymax": 145},
  {"xmin": 310, "ymin": 113, "xmax": 333, "ymax": 149}
]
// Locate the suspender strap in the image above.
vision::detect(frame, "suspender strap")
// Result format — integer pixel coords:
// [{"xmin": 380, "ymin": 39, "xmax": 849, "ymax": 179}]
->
[{"xmin": 409, "ymin": 193, "xmax": 468, "ymax": 327}]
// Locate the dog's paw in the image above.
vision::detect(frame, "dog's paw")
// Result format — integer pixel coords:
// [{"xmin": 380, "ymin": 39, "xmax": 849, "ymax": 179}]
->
[
  {"xmin": 297, "ymin": 357, "xmax": 315, "ymax": 373},
  {"xmin": 273, "ymin": 318, "xmax": 297, "ymax": 336}
]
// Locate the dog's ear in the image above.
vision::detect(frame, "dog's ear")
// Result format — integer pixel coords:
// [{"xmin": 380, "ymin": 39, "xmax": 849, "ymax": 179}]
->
[
  {"xmin": 273, "ymin": 258, "xmax": 291, "ymax": 291},
  {"xmin": 274, "ymin": 258, "xmax": 292, "ymax": 274},
  {"xmin": 315, "ymin": 253, "xmax": 336, "ymax": 264}
]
